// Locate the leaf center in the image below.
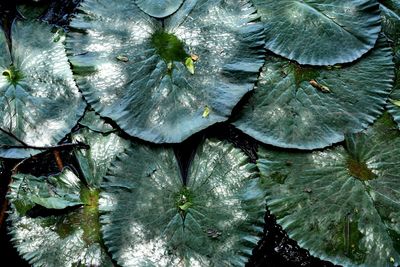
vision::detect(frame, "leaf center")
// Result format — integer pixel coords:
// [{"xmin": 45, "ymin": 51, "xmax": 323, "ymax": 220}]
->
[
  {"xmin": 347, "ymin": 158, "xmax": 377, "ymax": 181},
  {"xmin": 175, "ymin": 187, "xmax": 193, "ymax": 218},
  {"xmin": 80, "ymin": 188, "xmax": 101, "ymax": 244},
  {"xmin": 2, "ymin": 65, "xmax": 23, "ymax": 85},
  {"xmin": 151, "ymin": 31, "xmax": 189, "ymax": 65},
  {"xmin": 290, "ymin": 63, "xmax": 320, "ymax": 87}
]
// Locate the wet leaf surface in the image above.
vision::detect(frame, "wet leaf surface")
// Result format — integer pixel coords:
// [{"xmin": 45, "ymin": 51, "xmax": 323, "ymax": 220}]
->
[
  {"xmin": 257, "ymin": 114, "xmax": 400, "ymax": 266},
  {"xmin": 100, "ymin": 139, "xmax": 265, "ymax": 266},
  {"xmin": 67, "ymin": 0, "xmax": 265, "ymax": 143}
]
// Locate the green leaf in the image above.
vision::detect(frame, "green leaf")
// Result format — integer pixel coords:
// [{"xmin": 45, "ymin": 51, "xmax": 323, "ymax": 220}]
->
[
  {"xmin": 0, "ymin": 27, "xmax": 11, "ymax": 68},
  {"xmin": 71, "ymin": 126, "xmax": 130, "ymax": 188},
  {"xmin": 16, "ymin": 2, "xmax": 49, "ymax": 20},
  {"xmin": 232, "ymin": 35, "xmax": 394, "ymax": 149},
  {"xmin": 257, "ymin": 114, "xmax": 400, "ymax": 267},
  {"xmin": 100, "ymin": 139, "xmax": 265, "ymax": 266},
  {"xmin": 9, "ymin": 168, "xmax": 83, "ymax": 215},
  {"xmin": 185, "ymin": 57, "xmax": 195, "ymax": 75},
  {"xmin": 8, "ymin": 156, "xmax": 117, "ymax": 266},
  {"xmin": 78, "ymin": 110, "xmax": 115, "ymax": 134},
  {"xmin": 7, "ymin": 125, "xmax": 128, "ymax": 266},
  {"xmin": 202, "ymin": 105, "xmax": 210, "ymax": 118},
  {"xmin": 253, "ymin": 0, "xmax": 381, "ymax": 65},
  {"xmin": 8, "ymin": 198, "xmax": 113, "ymax": 267},
  {"xmin": 391, "ymin": 98, "xmax": 400, "ymax": 107},
  {"xmin": 67, "ymin": 0, "xmax": 265, "ymax": 143},
  {"xmin": 0, "ymin": 20, "xmax": 85, "ymax": 159},
  {"xmin": 135, "ymin": 0, "xmax": 184, "ymax": 18}
]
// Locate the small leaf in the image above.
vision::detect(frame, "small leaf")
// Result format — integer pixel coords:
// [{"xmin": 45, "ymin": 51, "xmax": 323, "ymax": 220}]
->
[
  {"xmin": 178, "ymin": 202, "xmax": 192, "ymax": 211},
  {"xmin": 8, "ymin": 169, "xmax": 83, "ymax": 215},
  {"xmin": 52, "ymin": 28, "xmax": 65, "ymax": 43},
  {"xmin": 390, "ymin": 99, "xmax": 400, "ymax": 107},
  {"xmin": 309, "ymin": 79, "xmax": 331, "ymax": 93},
  {"xmin": 71, "ymin": 125, "xmax": 130, "ymax": 188},
  {"xmin": 78, "ymin": 110, "xmax": 115, "ymax": 134},
  {"xmin": 185, "ymin": 57, "xmax": 194, "ymax": 74},
  {"xmin": 116, "ymin": 55, "xmax": 129, "ymax": 62},
  {"xmin": 202, "ymin": 106, "xmax": 210, "ymax": 118}
]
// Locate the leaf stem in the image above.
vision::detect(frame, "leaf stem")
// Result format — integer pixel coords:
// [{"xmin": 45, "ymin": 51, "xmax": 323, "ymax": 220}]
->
[{"xmin": 53, "ymin": 150, "xmax": 64, "ymax": 171}]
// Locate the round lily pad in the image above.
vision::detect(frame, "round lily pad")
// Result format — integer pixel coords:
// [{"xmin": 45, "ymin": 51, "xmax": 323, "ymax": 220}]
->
[
  {"xmin": 100, "ymin": 139, "xmax": 265, "ymax": 266},
  {"xmin": 135, "ymin": 0, "xmax": 184, "ymax": 18},
  {"xmin": 8, "ymin": 127, "xmax": 129, "ymax": 267},
  {"xmin": 67, "ymin": 0, "xmax": 265, "ymax": 144},
  {"xmin": 0, "ymin": 20, "xmax": 85, "ymax": 158},
  {"xmin": 253, "ymin": 0, "xmax": 381, "ymax": 65},
  {"xmin": 257, "ymin": 114, "xmax": 400, "ymax": 266},
  {"xmin": 232, "ymin": 35, "xmax": 394, "ymax": 150}
]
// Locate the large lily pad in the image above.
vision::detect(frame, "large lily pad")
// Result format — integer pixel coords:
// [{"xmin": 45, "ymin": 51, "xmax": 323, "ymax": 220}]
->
[
  {"xmin": 100, "ymin": 139, "xmax": 265, "ymax": 266},
  {"xmin": 8, "ymin": 125, "xmax": 129, "ymax": 266},
  {"xmin": 232, "ymin": 35, "xmax": 394, "ymax": 150},
  {"xmin": 382, "ymin": 2, "xmax": 400, "ymax": 128},
  {"xmin": 0, "ymin": 20, "xmax": 85, "ymax": 158},
  {"xmin": 253, "ymin": 0, "xmax": 381, "ymax": 65},
  {"xmin": 135, "ymin": 0, "xmax": 184, "ymax": 18},
  {"xmin": 257, "ymin": 114, "xmax": 400, "ymax": 266},
  {"xmin": 67, "ymin": 0, "xmax": 265, "ymax": 143}
]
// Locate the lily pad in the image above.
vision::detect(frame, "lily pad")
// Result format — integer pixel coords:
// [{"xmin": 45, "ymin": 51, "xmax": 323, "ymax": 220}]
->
[
  {"xmin": 387, "ymin": 65, "xmax": 400, "ymax": 130},
  {"xmin": 100, "ymin": 139, "xmax": 265, "ymax": 266},
  {"xmin": 72, "ymin": 127, "xmax": 129, "ymax": 188},
  {"xmin": 257, "ymin": 114, "xmax": 400, "ymax": 267},
  {"xmin": 67, "ymin": 0, "xmax": 265, "ymax": 143},
  {"xmin": 253, "ymin": 0, "xmax": 381, "ymax": 65},
  {"xmin": 8, "ymin": 126, "xmax": 129, "ymax": 266},
  {"xmin": 135, "ymin": 0, "xmax": 184, "ymax": 18},
  {"xmin": 9, "ymin": 170, "xmax": 83, "ymax": 216},
  {"xmin": 17, "ymin": 1, "xmax": 50, "ymax": 20},
  {"xmin": 232, "ymin": 35, "xmax": 394, "ymax": 150},
  {"xmin": 0, "ymin": 19, "xmax": 85, "ymax": 158},
  {"xmin": 78, "ymin": 110, "xmax": 115, "ymax": 134},
  {"xmin": 382, "ymin": 2, "xmax": 400, "ymax": 128}
]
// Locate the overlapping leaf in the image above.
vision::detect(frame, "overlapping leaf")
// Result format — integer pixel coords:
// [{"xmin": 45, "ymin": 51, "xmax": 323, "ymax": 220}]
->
[
  {"xmin": 0, "ymin": 20, "xmax": 85, "ymax": 158},
  {"xmin": 100, "ymin": 139, "xmax": 265, "ymax": 266},
  {"xmin": 382, "ymin": 1, "xmax": 400, "ymax": 128},
  {"xmin": 67, "ymin": 0, "xmax": 265, "ymax": 143},
  {"xmin": 257, "ymin": 114, "xmax": 400, "ymax": 266},
  {"xmin": 8, "ymin": 121, "xmax": 129, "ymax": 267},
  {"xmin": 253, "ymin": 0, "xmax": 381, "ymax": 65},
  {"xmin": 16, "ymin": 1, "xmax": 50, "ymax": 20},
  {"xmin": 232, "ymin": 35, "xmax": 394, "ymax": 150},
  {"xmin": 135, "ymin": 0, "xmax": 184, "ymax": 18},
  {"xmin": 78, "ymin": 110, "xmax": 115, "ymax": 134}
]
